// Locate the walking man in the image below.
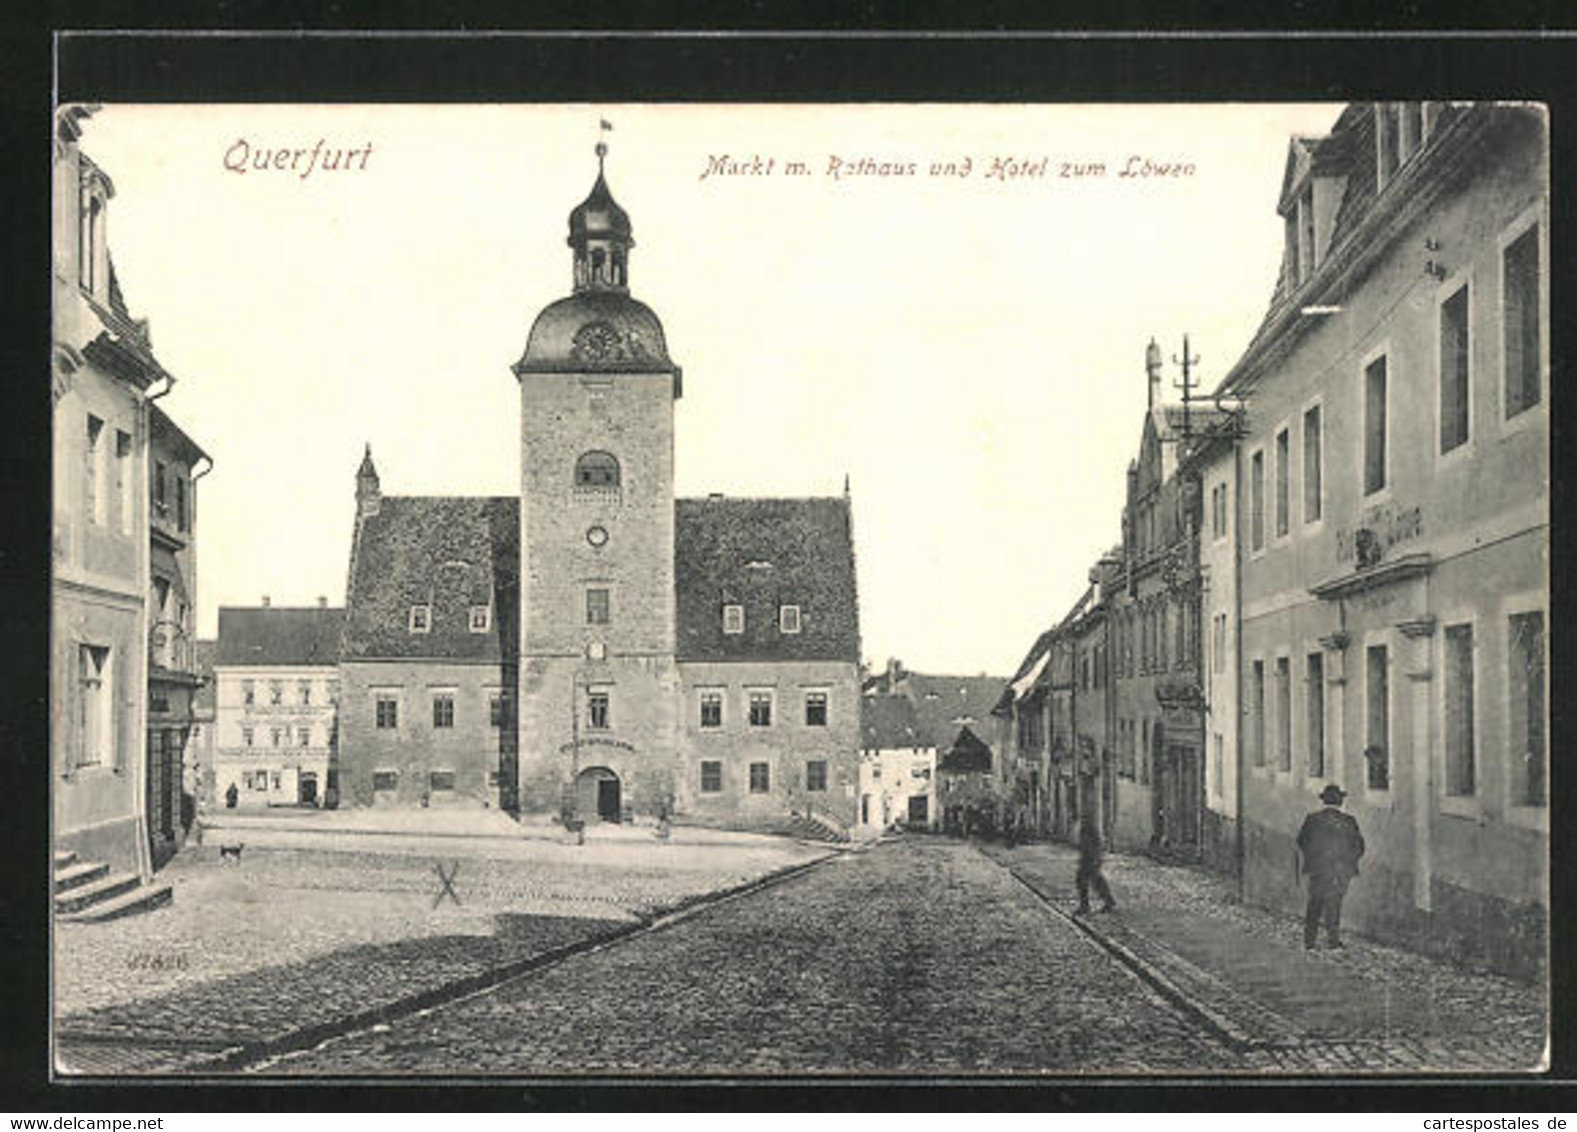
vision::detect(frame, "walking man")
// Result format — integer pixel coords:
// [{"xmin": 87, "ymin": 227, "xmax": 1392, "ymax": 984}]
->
[
  {"xmin": 1296, "ymin": 784, "xmax": 1365, "ymax": 949},
  {"xmin": 1075, "ymin": 814, "xmax": 1116, "ymax": 915}
]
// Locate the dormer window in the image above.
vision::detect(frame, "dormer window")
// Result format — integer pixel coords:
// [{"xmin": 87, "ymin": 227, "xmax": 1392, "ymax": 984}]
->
[
  {"xmin": 1376, "ymin": 102, "xmax": 1430, "ymax": 192},
  {"xmin": 79, "ymin": 191, "xmax": 103, "ymax": 296},
  {"xmin": 779, "ymin": 605, "xmax": 802, "ymax": 634},
  {"xmin": 723, "ymin": 604, "xmax": 744, "ymax": 635},
  {"xmin": 409, "ymin": 605, "xmax": 431, "ymax": 633},
  {"xmin": 468, "ymin": 605, "xmax": 491, "ymax": 633}
]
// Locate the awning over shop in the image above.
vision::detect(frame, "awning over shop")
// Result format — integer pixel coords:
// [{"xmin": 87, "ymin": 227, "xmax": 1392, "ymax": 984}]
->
[{"xmin": 1010, "ymin": 649, "xmax": 1049, "ymax": 701}]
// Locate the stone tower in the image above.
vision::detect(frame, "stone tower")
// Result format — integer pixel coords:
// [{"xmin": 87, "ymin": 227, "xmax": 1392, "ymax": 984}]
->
[{"xmin": 510, "ymin": 139, "xmax": 683, "ymax": 822}]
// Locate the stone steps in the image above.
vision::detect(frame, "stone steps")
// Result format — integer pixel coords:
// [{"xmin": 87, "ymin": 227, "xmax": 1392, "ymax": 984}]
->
[
  {"xmin": 54, "ymin": 860, "xmax": 111, "ymax": 893},
  {"xmin": 57, "ymin": 881, "xmax": 173, "ymax": 923}
]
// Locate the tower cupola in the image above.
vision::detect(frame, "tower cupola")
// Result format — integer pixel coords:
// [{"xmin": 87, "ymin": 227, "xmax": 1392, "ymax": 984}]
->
[{"xmin": 568, "ymin": 139, "xmax": 633, "ymax": 293}]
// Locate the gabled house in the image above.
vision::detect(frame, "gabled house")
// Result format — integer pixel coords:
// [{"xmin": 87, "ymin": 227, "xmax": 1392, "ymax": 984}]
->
[
  {"xmin": 1209, "ymin": 102, "xmax": 1548, "ymax": 977},
  {"xmin": 215, "ymin": 602, "xmax": 344, "ymax": 809}
]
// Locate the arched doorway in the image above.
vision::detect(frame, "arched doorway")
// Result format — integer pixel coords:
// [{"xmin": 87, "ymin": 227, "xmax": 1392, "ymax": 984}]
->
[{"xmin": 575, "ymin": 766, "xmax": 622, "ymax": 822}]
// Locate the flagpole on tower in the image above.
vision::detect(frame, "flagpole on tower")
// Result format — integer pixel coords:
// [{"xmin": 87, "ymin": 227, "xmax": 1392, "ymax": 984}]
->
[{"xmin": 597, "ymin": 118, "xmax": 612, "ymax": 170}]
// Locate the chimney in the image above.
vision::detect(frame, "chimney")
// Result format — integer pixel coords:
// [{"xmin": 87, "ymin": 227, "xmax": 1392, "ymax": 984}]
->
[
  {"xmin": 317, "ymin": 596, "xmax": 328, "ymax": 609},
  {"xmin": 1146, "ymin": 338, "xmax": 1163, "ymax": 410},
  {"xmin": 261, "ymin": 595, "xmax": 271, "ymax": 608}
]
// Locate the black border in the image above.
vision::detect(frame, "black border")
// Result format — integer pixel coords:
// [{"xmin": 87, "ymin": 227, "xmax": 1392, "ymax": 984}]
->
[{"xmin": 8, "ymin": 19, "xmax": 1575, "ymax": 1113}]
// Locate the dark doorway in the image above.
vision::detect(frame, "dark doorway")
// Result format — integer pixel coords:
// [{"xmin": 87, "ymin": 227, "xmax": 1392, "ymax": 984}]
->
[
  {"xmin": 908, "ymin": 795, "xmax": 929, "ymax": 825},
  {"xmin": 299, "ymin": 772, "xmax": 318, "ymax": 807},
  {"xmin": 597, "ymin": 777, "xmax": 621, "ymax": 822},
  {"xmin": 574, "ymin": 766, "xmax": 621, "ymax": 821}
]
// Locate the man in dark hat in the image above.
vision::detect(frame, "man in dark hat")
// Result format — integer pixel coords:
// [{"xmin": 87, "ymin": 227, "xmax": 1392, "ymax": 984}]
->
[
  {"xmin": 1296, "ymin": 783, "xmax": 1365, "ymax": 949},
  {"xmin": 1074, "ymin": 814, "xmax": 1116, "ymax": 915}
]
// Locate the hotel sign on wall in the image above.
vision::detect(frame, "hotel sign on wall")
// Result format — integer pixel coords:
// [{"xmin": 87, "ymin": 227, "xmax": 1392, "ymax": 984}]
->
[
  {"xmin": 1335, "ymin": 501, "xmax": 1423, "ymax": 565},
  {"xmin": 558, "ymin": 737, "xmax": 637, "ymax": 754}
]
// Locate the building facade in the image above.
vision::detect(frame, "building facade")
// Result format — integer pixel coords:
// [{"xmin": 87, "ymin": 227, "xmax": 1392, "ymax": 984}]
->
[
  {"xmin": 214, "ymin": 603, "xmax": 343, "ymax": 809},
  {"xmin": 335, "ymin": 145, "xmax": 863, "ymax": 831},
  {"xmin": 1110, "ymin": 371, "xmax": 1214, "ymax": 863},
  {"xmin": 146, "ymin": 405, "xmax": 208, "ymax": 866},
  {"xmin": 1216, "ymin": 102, "xmax": 1548, "ymax": 977},
  {"xmin": 53, "ymin": 108, "xmax": 207, "ymax": 884},
  {"xmin": 857, "ymin": 693, "xmax": 937, "ymax": 833}
]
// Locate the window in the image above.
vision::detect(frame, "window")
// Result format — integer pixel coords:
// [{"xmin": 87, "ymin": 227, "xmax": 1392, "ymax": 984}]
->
[
  {"xmin": 722, "ymin": 604, "xmax": 744, "ymax": 635},
  {"xmin": 85, "ymin": 416, "xmax": 103, "ymax": 523},
  {"xmin": 376, "ymin": 694, "xmax": 399, "ymax": 730},
  {"xmin": 409, "ymin": 605, "xmax": 431, "ymax": 633},
  {"xmin": 153, "ymin": 460, "xmax": 167, "ymax": 517},
  {"xmin": 1306, "ymin": 653, "xmax": 1325, "ymax": 779},
  {"xmin": 1303, "ymin": 405, "xmax": 1322, "ymax": 523},
  {"xmin": 271, "ymin": 727, "xmax": 283, "ymax": 748},
  {"xmin": 429, "ymin": 770, "xmax": 455, "ymax": 793},
  {"xmin": 1508, "ymin": 610, "xmax": 1546, "ymax": 807},
  {"xmin": 588, "ymin": 689, "xmax": 610, "ymax": 730},
  {"xmin": 1250, "ymin": 450, "xmax": 1265, "ymax": 551},
  {"xmin": 1376, "ymin": 103, "xmax": 1400, "ymax": 187},
  {"xmin": 1299, "ymin": 185, "xmax": 1315, "ymax": 277},
  {"xmin": 1503, "ymin": 224, "xmax": 1542, "ymax": 418},
  {"xmin": 269, "ymin": 680, "xmax": 283, "ymax": 705},
  {"xmin": 115, "ymin": 431, "xmax": 132, "ymax": 534},
  {"xmin": 1213, "ymin": 733, "xmax": 1224, "ymax": 798},
  {"xmin": 749, "ymin": 762, "xmax": 771, "ymax": 793},
  {"xmin": 1366, "ymin": 644, "xmax": 1390, "ymax": 790},
  {"xmin": 1274, "ymin": 428, "xmax": 1290, "ymax": 539},
  {"xmin": 432, "ymin": 692, "xmax": 455, "ymax": 729},
  {"xmin": 1251, "ymin": 660, "xmax": 1266, "ymax": 767},
  {"xmin": 1439, "ymin": 284, "xmax": 1470, "ymax": 454},
  {"xmin": 175, "ymin": 476, "xmax": 188, "ymax": 532},
  {"xmin": 242, "ymin": 679, "xmax": 255, "ymax": 706},
  {"xmin": 806, "ymin": 760, "xmax": 828, "ymax": 792},
  {"xmin": 1443, "ymin": 623, "xmax": 1475, "ymax": 797},
  {"xmin": 469, "ymin": 605, "xmax": 491, "ymax": 633},
  {"xmin": 748, "ymin": 690, "xmax": 773, "ymax": 727},
  {"xmin": 1275, "ymin": 657, "xmax": 1292, "ymax": 772},
  {"xmin": 700, "ymin": 761, "xmax": 723, "ymax": 793},
  {"xmin": 699, "ymin": 690, "xmax": 722, "ymax": 728},
  {"xmin": 805, "ymin": 691, "xmax": 828, "ymax": 727},
  {"xmin": 1364, "ymin": 355, "xmax": 1388, "ymax": 495},
  {"xmin": 1283, "ymin": 206, "xmax": 1301, "ymax": 286},
  {"xmin": 76, "ymin": 644, "xmax": 110, "ymax": 767},
  {"xmin": 372, "ymin": 769, "xmax": 399, "ymax": 792},
  {"xmin": 586, "ymin": 588, "xmax": 610, "ymax": 626},
  {"xmin": 1399, "ymin": 102, "xmax": 1424, "ymax": 161},
  {"xmin": 1210, "ymin": 482, "xmax": 1228, "ymax": 541},
  {"xmin": 779, "ymin": 605, "xmax": 802, "ymax": 634},
  {"xmin": 80, "ymin": 193, "xmax": 101, "ymax": 292},
  {"xmin": 298, "ymin": 725, "xmax": 311, "ymax": 747},
  {"xmin": 574, "ymin": 451, "xmax": 620, "ymax": 488},
  {"xmin": 489, "ymin": 692, "xmax": 507, "ymax": 729},
  {"xmin": 299, "ymin": 680, "xmax": 312, "ymax": 705},
  {"xmin": 241, "ymin": 725, "xmax": 254, "ymax": 748}
]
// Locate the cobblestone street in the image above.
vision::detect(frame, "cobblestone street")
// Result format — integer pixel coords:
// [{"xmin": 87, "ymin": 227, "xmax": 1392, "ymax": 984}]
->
[
  {"xmin": 271, "ymin": 838, "xmax": 1239, "ymax": 1076},
  {"xmin": 57, "ymin": 834, "xmax": 1547, "ymax": 1078}
]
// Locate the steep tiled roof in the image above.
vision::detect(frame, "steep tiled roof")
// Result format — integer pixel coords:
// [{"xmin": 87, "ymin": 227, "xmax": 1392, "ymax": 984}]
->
[
  {"xmin": 340, "ymin": 496, "xmax": 518, "ymax": 662},
  {"xmin": 192, "ymin": 640, "xmax": 217, "ymax": 714},
  {"xmin": 938, "ymin": 725, "xmax": 992, "ymax": 773},
  {"xmin": 904, "ymin": 672, "xmax": 1005, "ymax": 741},
  {"xmin": 675, "ymin": 497, "xmax": 859, "ymax": 663},
  {"xmin": 217, "ymin": 607, "xmax": 344, "ymax": 668},
  {"xmin": 861, "ymin": 694, "xmax": 925, "ymax": 750}
]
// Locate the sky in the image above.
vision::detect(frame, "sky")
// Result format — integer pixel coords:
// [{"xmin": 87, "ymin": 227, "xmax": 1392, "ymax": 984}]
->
[{"xmin": 78, "ymin": 102, "xmax": 1342, "ymax": 676}]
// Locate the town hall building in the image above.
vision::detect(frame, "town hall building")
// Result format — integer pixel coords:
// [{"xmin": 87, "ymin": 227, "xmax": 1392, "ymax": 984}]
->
[{"xmin": 336, "ymin": 142, "xmax": 862, "ymax": 832}]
